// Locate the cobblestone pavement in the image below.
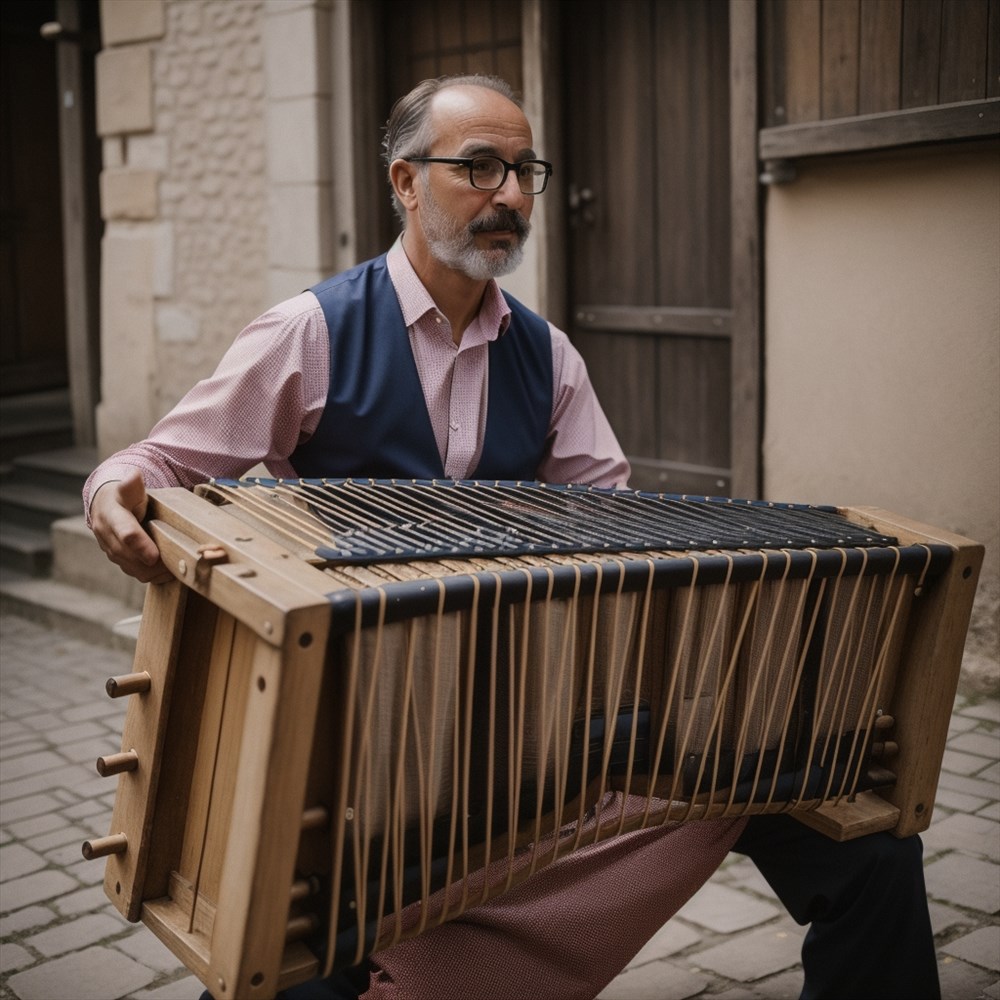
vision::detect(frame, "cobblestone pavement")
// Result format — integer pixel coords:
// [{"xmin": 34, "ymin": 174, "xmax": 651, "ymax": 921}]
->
[{"xmin": 1, "ymin": 612, "xmax": 998, "ymax": 1000}]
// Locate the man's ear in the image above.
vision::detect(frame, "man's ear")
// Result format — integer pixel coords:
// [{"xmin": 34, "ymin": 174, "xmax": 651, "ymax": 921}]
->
[{"xmin": 389, "ymin": 159, "xmax": 420, "ymax": 212}]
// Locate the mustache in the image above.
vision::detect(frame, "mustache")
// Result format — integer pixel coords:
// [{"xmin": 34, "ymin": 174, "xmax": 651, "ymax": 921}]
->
[{"xmin": 469, "ymin": 210, "xmax": 530, "ymax": 239}]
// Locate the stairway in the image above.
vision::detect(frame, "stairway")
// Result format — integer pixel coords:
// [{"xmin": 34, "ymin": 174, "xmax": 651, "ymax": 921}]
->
[
  {"xmin": 0, "ymin": 388, "xmax": 75, "ymax": 463},
  {"xmin": 0, "ymin": 394, "xmax": 145, "ymax": 649}
]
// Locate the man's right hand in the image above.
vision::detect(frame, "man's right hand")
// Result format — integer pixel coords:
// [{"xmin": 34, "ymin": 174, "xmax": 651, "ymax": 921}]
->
[{"xmin": 90, "ymin": 470, "xmax": 174, "ymax": 584}]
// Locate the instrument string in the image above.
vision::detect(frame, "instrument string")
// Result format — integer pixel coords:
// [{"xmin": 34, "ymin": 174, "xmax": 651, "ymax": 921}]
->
[
  {"xmin": 753, "ymin": 552, "xmax": 817, "ymax": 813},
  {"xmin": 203, "ymin": 479, "xmax": 897, "ymax": 562},
  {"xmin": 724, "ymin": 551, "xmax": 794, "ymax": 814}
]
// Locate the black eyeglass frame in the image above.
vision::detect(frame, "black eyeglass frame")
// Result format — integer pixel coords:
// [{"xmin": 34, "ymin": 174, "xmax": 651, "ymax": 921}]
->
[{"xmin": 403, "ymin": 155, "xmax": 554, "ymax": 194}]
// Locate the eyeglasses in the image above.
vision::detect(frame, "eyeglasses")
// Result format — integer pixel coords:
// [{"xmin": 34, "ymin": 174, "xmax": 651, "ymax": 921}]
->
[{"xmin": 404, "ymin": 155, "xmax": 553, "ymax": 195}]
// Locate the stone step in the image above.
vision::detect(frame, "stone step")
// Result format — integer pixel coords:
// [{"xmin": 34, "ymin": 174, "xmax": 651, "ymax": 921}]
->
[
  {"xmin": 0, "ymin": 389, "xmax": 74, "ymax": 463},
  {"xmin": 0, "ymin": 522, "xmax": 53, "ymax": 576},
  {"xmin": 11, "ymin": 446, "xmax": 97, "ymax": 492},
  {"xmin": 51, "ymin": 515, "xmax": 147, "ymax": 611},
  {"xmin": 0, "ymin": 480, "xmax": 84, "ymax": 532},
  {"xmin": 0, "ymin": 447, "xmax": 99, "ymax": 579},
  {"xmin": 0, "ymin": 572, "xmax": 140, "ymax": 653}
]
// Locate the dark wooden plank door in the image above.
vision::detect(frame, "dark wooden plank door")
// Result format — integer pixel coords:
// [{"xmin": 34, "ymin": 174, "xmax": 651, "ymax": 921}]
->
[
  {"xmin": 0, "ymin": 0, "xmax": 68, "ymax": 397},
  {"xmin": 563, "ymin": 0, "xmax": 755, "ymax": 497}
]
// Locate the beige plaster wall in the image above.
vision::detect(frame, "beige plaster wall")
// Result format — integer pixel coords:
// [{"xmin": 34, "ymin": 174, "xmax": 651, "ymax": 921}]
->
[{"xmin": 763, "ymin": 143, "xmax": 1000, "ymax": 670}]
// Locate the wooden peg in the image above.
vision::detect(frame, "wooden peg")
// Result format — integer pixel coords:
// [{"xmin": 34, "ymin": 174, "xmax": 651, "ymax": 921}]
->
[
  {"xmin": 290, "ymin": 876, "xmax": 320, "ymax": 902},
  {"xmin": 106, "ymin": 672, "xmax": 151, "ymax": 698},
  {"xmin": 864, "ymin": 765, "xmax": 897, "ymax": 789},
  {"xmin": 301, "ymin": 806, "xmax": 329, "ymax": 831},
  {"xmin": 195, "ymin": 544, "xmax": 228, "ymax": 583},
  {"xmin": 285, "ymin": 913, "xmax": 320, "ymax": 942},
  {"xmin": 81, "ymin": 833, "xmax": 128, "ymax": 860},
  {"xmin": 96, "ymin": 750, "xmax": 139, "ymax": 777},
  {"xmin": 874, "ymin": 714, "xmax": 895, "ymax": 730}
]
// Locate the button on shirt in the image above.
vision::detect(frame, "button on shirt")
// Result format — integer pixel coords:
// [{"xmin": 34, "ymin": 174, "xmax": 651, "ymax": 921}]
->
[
  {"xmin": 388, "ymin": 244, "xmax": 502, "ymax": 480},
  {"xmin": 83, "ymin": 244, "xmax": 630, "ymax": 519}
]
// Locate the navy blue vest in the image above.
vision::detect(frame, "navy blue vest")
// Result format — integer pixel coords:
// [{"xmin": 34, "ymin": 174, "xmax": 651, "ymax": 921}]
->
[{"xmin": 290, "ymin": 255, "xmax": 553, "ymax": 481}]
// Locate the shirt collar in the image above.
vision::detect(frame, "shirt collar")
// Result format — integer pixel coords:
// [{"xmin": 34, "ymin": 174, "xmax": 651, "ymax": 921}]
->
[{"xmin": 385, "ymin": 239, "xmax": 512, "ymax": 340}]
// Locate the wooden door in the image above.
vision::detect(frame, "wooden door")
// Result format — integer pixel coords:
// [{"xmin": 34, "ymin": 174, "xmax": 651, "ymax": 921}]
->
[
  {"xmin": 0, "ymin": 0, "xmax": 68, "ymax": 396},
  {"xmin": 562, "ymin": 0, "xmax": 759, "ymax": 497}
]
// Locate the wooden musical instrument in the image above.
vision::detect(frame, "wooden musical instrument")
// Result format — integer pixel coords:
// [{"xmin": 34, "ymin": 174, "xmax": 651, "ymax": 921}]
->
[{"xmin": 82, "ymin": 479, "xmax": 982, "ymax": 999}]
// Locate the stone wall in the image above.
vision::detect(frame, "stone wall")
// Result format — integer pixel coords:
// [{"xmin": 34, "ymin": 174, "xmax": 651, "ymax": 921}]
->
[{"xmin": 95, "ymin": 0, "xmax": 270, "ymax": 453}]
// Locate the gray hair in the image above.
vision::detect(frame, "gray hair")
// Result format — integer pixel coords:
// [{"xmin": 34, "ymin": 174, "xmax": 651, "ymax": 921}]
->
[{"xmin": 382, "ymin": 75, "xmax": 520, "ymax": 227}]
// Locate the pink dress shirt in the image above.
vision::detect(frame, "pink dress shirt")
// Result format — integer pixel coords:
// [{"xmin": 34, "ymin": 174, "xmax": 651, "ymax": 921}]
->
[{"xmin": 83, "ymin": 244, "xmax": 629, "ymax": 518}]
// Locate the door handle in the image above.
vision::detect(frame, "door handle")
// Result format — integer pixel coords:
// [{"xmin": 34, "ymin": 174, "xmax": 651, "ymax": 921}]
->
[{"xmin": 568, "ymin": 184, "xmax": 597, "ymax": 226}]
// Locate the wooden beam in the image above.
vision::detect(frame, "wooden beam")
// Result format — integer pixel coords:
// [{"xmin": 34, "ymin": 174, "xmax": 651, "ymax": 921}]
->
[
  {"xmin": 759, "ymin": 98, "xmax": 1000, "ymax": 160},
  {"xmin": 55, "ymin": 0, "xmax": 100, "ymax": 446},
  {"xmin": 572, "ymin": 305, "xmax": 732, "ymax": 338},
  {"xmin": 729, "ymin": 0, "xmax": 762, "ymax": 499}
]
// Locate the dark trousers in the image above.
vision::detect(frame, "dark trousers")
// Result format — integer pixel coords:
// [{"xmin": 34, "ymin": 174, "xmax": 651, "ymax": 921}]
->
[
  {"xmin": 202, "ymin": 814, "xmax": 940, "ymax": 1000},
  {"xmin": 199, "ymin": 964, "xmax": 366, "ymax": 1000},
  {"xmin": 732, "ymin": 813, "xmax": 941, "ymax": 1000}
]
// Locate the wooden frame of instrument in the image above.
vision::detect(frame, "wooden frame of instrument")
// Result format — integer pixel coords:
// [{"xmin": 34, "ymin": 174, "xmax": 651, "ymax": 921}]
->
[{"xmin": 85, "ymin": 486, "xmax": 983, "ymax": 1000}]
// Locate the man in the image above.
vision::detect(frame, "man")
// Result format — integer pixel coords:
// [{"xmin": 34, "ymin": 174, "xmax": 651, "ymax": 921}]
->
[{"xmin": 87, "ymin": 75, "xmax": 940, "ymax": 1000}]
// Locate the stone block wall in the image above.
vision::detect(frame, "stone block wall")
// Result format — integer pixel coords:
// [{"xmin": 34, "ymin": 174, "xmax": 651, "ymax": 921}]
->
[{"xmin": 95, "ymin": 0, "xmax": 278, "ymax": 455}]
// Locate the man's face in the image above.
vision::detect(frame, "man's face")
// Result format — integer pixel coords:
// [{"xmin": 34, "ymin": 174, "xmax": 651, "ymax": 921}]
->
[{"xmin": 414, "ymin": 86, "xmax": 536, "ymax": 280}]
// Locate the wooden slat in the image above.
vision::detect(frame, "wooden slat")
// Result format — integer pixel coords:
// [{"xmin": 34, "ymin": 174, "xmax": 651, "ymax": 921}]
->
[
  {"xmin": 436, "ymin": 0, "xmax": 464, "ymax": 51},
  {"xmin": 794, "ymin": 790, "xmax": 901, "ymax": 842},
  {"xmin": 494, "ymin": 42, "xmax": 521, "ymax": 86},
  {"xmin": 150, "ymin": 521, "xmax": 302, "ymax": 647},
  {"xmin": 821, "ymin": 0, "xmax": 860, "ymax": 119},
  {"xmin": 939, "ymin": 0, "xmax": 990, "ymax": 103},
  {"xmin": 758, "ymin": 98, "xmax": 1000, "ymax": 159},
  {"xmin": 658, "ymin": 337, "xmax": 730, "ymax": 472},
  {"xmin": 54, "ymin": 0, "xmax": 99, "ymax": 447},
  {"xmin": 989, "ymin": 0, "xmax": 1000, "ymax": 98},
  {"xmin": 147, "ymin": 488, "xmax": 345, "ymax": 599},
  {"xmin": 597, "ymin": 0, "xmax": 657, "ymax": 306},
  {"xmin": 562, "ymin": 3, "xmax": 605, "ymax": 300},
  {"xmin": 729, "ymin": 0, "xmax": 761, "ymax": 500},
  {"xmin": 142, "ymin": 896, "xmax": 320, "ymax": 996},
  {"xmin": 840, "ymin": 506, "xmax": 984, "ymax": 837},
  {"xmin": 654, "ymin": 0, "xmax": 732, "ymax": 307},
  {"xmin": 102, "ymin": 580, "xmax": 187, "ymax": 922},
  {"xmin": 573, "ymin": 305, "xmax": 731, "ymax": 338},
  {"xmin": 188, "ymin": 621, "xmax": 258, "ymax": 911},
  {"xmin": 764, "ymin": 0, "xmax": 991, "ymax": 125},
  {"xmin": 142, "ymin": 591, "xmax": 219, "ymax": 907},
  {"xmin": 858, "ymin": 0, "xmax": 902, "ymax": 113},
  {"xmin": 142, "ymin": 897, "xmax": 212, "ymax": 985},
  {"xmin": 704, "ymin": 0, "xmax": 733, "ymax": 309},
  {"xmin": 207, "ymin": 603, "xmax": 330, "ymax": 999},
  {"xmin": 346, "ymin": 1, "xmax": 389, "ymax": 264},
  {"xmin": 176, "ymin": 612, "xmax": 237, "ymax": 895},
  {"xmin": 760, "ymin": 0, "xmax": 789, "ymax": 126},
  {"xmin": 784, "ymin": 0, "xmax": 822, "ymax": 123},
  {"xmin": 900, "ymin": 0, "xmax": 942, "ymax": 108},
  {"xmin": 462, "ymin": 0, "xmax": 492, "ymax": 48},
  {"xmin": 407, "ymin": 0, "xmax": 436, "ymax": 53},
  {"xmin": 572, "ymin": 330, "xmax": 658, "ymax": 463}
]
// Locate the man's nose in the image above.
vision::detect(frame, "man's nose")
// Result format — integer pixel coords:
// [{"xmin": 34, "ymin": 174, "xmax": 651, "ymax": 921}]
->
[{"xmin": 492, "ymin": 168, "xmax": 527, "ymax": 210}]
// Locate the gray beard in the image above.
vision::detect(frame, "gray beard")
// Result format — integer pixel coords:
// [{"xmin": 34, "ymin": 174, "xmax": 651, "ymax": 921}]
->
[{"xmin": 421, "ymin": 190, "xmax": 529, "ymax": 280}]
